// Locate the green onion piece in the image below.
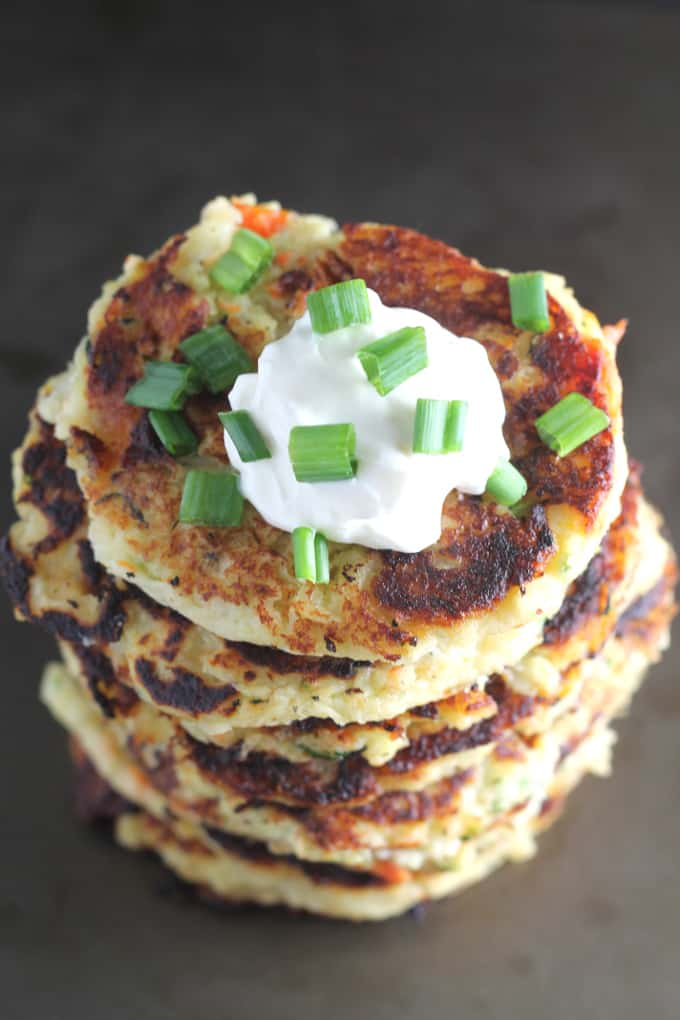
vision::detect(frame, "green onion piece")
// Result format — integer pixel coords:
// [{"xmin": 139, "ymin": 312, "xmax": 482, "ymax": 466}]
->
[
  {"xmin": 148, "ymin": 410, "xmax": 198, "ymax": 457},
  {"xmin": 292, "ymin": 526, "xmax": 316, "ymax": 581},
  {"xmin": 292, "ymin": 527, "xmax": 330, "ymax": 584},
  {"xmin": 535, "ymin": 392, "xmax": 610, "ymax": 457},
  {"xmin": 314, "ymin": 531, "xmax": 330, "ymax": 584},
  {"xmin": 508, "ymin": 272, "xmax": 550, "ymax": 332},
  {"xmin": 357, "ymin": 326, "xmax": 427, "ymax": 396},
  {"xmin": 178, "ymin": 469, "xmax": 244, "ymax": 527},
  {"xmin": 413, "ymin": 398, "xmax": 449, "ymax": 453},
  {"xmin": 485, "ymin": 459, "xmax": 528, "ymax": 507},
  {"xmin": 297, "ymin": 743, "xmax": 355, "ymax": 761},
  {"xmin": 443, "ymin": 400, "xmax": 469, "ymax": 452},
  {"xmin": 413, "ymin": 398, "xmax": 469, "ymax": 454},
  {"xmin": 125, "ymin": 361, "xmax": 202, "ymax": 410},
  {"xmin": 219, "ymin": 410, "xmax": 271, "ymax": 463},
  {"xmin": 180, "ymin": 324, "xmax": 254, "ymax": 394},
  {"xmin": 307, "ymin": 279, "xmax": 371, "ymax": 334},
  {"xmin": 209, "ymin": 228, "xmax": 273, "ymax": 294},
  {"xmin": 289, "ymin": 424, "xmax": 357, "ymax": 482}
]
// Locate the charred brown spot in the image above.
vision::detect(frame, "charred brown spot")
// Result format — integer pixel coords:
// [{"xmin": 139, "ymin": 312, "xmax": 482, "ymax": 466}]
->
[
  {"xmin": 230, "ymin": 642, "xmax": 371, "ymax": 680},
  {"xmin": 18, "ymin": 419, "xmax": 84, "ymax": 553},
  {"xmin": 353, "ymin": 770, "xmax": 472, "ymax": 824},
  {"xmin": 122, "ymin": 412, "xmax": 168, "ymax": 468},
  {"xmin": 375, "ymin": 504, "xmax": 553, "ymax": 623},
  {"xmin": 158, "ymin": 624, "xmax": 187, "ymax": 663},
  {"xmin": 134, "ymin": 659, "xmax": 237, "ymax": 714},
  {"xmin": 189, "ymin": 742, "xmax": 377, "ymax": 807},
  {"xmin": 69, "ymin": 644, "xmax": 120, "ymax": 719},
  {"xmin": 89, "ymin": 235, "xmax": 207, "ymax": 405},
  {"xmin": 386, "ymin": 677, "xmax": 536, "ymax": 775},
  {"xmin": 37, "ymin": 582, "xmax": 126, "ymax": 646},
  {"xmin": 77, "ymin": 539, "xmax": 103, "ymax": 591},
  {"xmin": 615, "ymin": 568, "xmax": 676, "ymax": 643},
  {"xmin": 203, "ymin": 825, "xmax": 388, "ymax": 888},
  {"xmin": 0, "ymin": 536, "xmax": 31, "ymax": 615},
  {"xmin": 70, "ymin": 426, "xmax": 108, "ymax": 467}
]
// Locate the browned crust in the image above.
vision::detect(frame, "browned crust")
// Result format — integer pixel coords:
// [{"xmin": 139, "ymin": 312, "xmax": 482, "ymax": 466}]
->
[
  {"xmin": 68, "ymin": 741, "xmax": 388, "ymax": 889},
  {"xmin": 17, "ymin": 415, "xmax": 84, "ymax": 556},
  {"xmin": 615, "ymin": 557, "xmax": 678, "ymax": 645},
  {"xmin": 543, "ymin": 461, "xmax": 641, "ymax": 648}
]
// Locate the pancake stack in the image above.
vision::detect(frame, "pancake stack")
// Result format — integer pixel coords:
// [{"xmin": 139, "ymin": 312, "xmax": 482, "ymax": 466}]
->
[{"xmin": 2, "ymin": 196, "xmax": 675, "ymax": 921}]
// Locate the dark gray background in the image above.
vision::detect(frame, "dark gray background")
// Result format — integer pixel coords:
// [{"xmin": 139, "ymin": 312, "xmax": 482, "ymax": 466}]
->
[{"xmin": 2, "ymin": 1, "xmax": 679, "ymax": 1017}]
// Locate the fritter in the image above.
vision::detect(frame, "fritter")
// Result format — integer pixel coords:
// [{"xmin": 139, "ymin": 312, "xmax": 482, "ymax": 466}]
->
[{"xmin": 40, "ymin": 197, "xmax": 626, "ymax": 672}]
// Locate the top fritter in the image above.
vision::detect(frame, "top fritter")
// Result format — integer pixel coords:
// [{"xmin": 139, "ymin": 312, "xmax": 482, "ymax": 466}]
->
[{"xmin": 39, "ymin": 197, "xmax": 626, "ymax": 666}]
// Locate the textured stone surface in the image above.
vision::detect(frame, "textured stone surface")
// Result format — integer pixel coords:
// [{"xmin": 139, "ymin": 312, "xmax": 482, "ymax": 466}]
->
[{"xmin": 1, "ymin": 2, "xmax": 678, "ymax": 1018}]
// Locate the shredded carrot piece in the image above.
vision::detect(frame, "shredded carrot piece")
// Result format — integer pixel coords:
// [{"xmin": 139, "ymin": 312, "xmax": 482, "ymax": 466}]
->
[
  {"xmin": 233, "ymin": 199, "xmax": 289, "ymax": 238},
  {"xmin": 372, "ymin": 861, "xmax": 411, "ymax": 884},
  {"xmin": 217, "ymin": 300, "xmax": 242, "ymax": 315},
  {"xmin": 274, "ymin": 250, "xmax": 292, "ymax": 267}
]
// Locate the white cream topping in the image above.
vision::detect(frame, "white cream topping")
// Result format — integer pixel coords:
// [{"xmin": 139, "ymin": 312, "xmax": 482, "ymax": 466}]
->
[{"xmin": 224, "ymin": 289, "xmax": 508, "ymax": 553}]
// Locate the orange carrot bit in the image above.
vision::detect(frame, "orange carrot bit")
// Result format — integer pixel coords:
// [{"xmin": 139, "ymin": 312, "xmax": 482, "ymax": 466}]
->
[
  {"xmin": 372, "ymin": 861, "xmax": 412, "ymax": 884},
  {"xmin": 274, "ymin": 250, "xmax": 292, "ymax": 267},
  {"xmin": 117, "ymin": 560, "xmax": 138, "ymax": 574},
  {"xmin": 217, "ymin": 300, "xmax": 242, "ymax": 315},
  {"xmin": 233, "ymin": 198, "xmax": 289, "ymax": 238}
]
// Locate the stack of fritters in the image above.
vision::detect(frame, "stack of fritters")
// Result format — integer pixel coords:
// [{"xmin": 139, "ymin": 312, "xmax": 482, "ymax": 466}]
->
[{"xmin": 2, "ymin": 197, "xmax": 675, "ymax": 920}]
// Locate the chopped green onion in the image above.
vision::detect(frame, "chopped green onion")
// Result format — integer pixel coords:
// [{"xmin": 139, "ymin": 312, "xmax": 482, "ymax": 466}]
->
[
  {"xmin": 209, "ymin": 228, "xmax": 273, "ymax": 294},
  {"xmin": 178, "ymin": 469, "xmax": 243, "ymax": 527},
  {"xmin": 413, "ymin": 399, "xmax": 448, "ymax": 453},
  {"xmin": 413, "ymin": 398, "xmax": 469, "ymax": 454},
  {"xmin": 292, "ymin": 527, "xmax": 330, "ymax": 583},
  {"xmin": 314, "ymin": 531, "xmax": 330, "ymax": 584},
  {"xmin": 297, "ymin": 743, "xmax": 356, "ymax": 761},
  {"xmin": 535, "ymin": 392, "xmax": 610, "ymax": 457},
  {"xmin": 292, "ymin": 526, "xmax": 316, "ymax": 581},
  {"xmin": 289, "ymin": 424, "xmax": 357, "ymax": 482},
  {"xmin": 219, "ymin": 410, "xmax": 271, "ymax": 462},
  {"xmin": 180, "ymin": 324, "xmax": 254, "ymax": 394},
  {"xmin": 485, "ymin": 459, "xmax": 528, "ymax": 507},
  {"xmin": 357, "ymin": 326, "xmax": 428, "ymax": 396},
  {"xmin": 148, "ymin": 410, "xmax": 198, "ymax": 457},
  {"xmin": 125, "ymin": 361, "xmax": 202, "ymax": 410},
  {"xmin": 307, "ymin": 279, "xmax": 371, "ymax": 334},
  {"xmin": 443, "ymin": 400, "xmax": 469, "ymax": 452},
  {"xmin": 508, "ymin": 272, "xmax": 550, "ymax": 333}
]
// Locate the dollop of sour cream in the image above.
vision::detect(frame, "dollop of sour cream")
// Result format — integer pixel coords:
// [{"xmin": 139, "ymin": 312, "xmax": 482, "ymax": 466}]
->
[{"xmin": 224, "ymin": 289, "xmax": 508, "ymax": 553}]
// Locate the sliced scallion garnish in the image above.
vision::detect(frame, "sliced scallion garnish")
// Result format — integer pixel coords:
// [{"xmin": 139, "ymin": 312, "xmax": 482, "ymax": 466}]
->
[
  {"xmin": 209, "ymin": 228, "xmax": 273, "ymax": 294},
  {"xmin": 535, "ymin": 392, "xmax": 610, "ymax": 457},
  {"xmin": 314, "ymin": 530, "xmax": 330, "ymax": 584},
  {"xmin": 357, "ymin": 326, "xmax": 427, "ymax": 396},
  {"xmin": 219, "ymin": 410, "xmax": 271, "ymax": 463},
  {"xmin": 485, "ymin": 459, "xmax": 527, "ymax": 507},
  {"xmin": 443, "ymin": 400, "xmax": 469, "ymax": 453},
  {"xmin": 148, "ymin": 409, "xmax": 198, "ymax": 457},
  {"xmin": 178, "ymin": 469, "xmax": 244, "ymax": 527},
  {"xmin": 413, "ymin": 398, "xmax": 469, "ymax": 454},
  {"xmin": 180, "ymin": 325, "xmax": 254, "ymax": 394},
  {"xmin": 124, "ymin": 361, "xmax": 201, "ymax": 411},
  {"xmin": 289, "ymin": 424, "xmax": 357, "ymax": 482},
  {"xmin": 508, "ymin": 272, "xmax": 550, "ymax": 332},
  {"xmin": 292, "ymin": 527, "xmax": 330, "ymax": 583},
  {"xmin": 307, "ymin": 279, "xmax": 371, "ymax": 334}
]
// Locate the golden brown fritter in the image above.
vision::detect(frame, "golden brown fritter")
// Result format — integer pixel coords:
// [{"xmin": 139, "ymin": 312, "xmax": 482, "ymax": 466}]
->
[{"xmin": 40, "ymin": 205, "xmax": 626, "ymax": 667}]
